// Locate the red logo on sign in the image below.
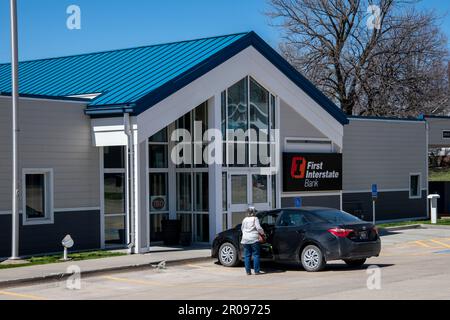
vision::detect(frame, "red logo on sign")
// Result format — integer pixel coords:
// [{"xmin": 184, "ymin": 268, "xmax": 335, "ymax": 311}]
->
[
  {"xmin": 152, "ymin": 197, "xmax": 166, "ymax": 210},
  {"xmin": 291, "ymin": 156, "xmax": 307, "ymax": 179}
]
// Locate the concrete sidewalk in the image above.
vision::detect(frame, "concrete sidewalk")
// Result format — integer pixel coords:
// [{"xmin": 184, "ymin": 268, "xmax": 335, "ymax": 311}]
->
[{"xmin": 0, "ymin": 248, "xmax": 212, "ymax": 289}]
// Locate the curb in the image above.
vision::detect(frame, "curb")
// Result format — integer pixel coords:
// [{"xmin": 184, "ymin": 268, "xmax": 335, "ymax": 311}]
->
[
  {"xmin": 380, "ymin": 224, "xmax": 422, "ymax": 232},
  {"xmin": 420, "ymin": 224, "xmax": 450, "ymax": 230},
  {"xmin": 0, "ymin": 256, "xmax": 213, "ymax": 290}
]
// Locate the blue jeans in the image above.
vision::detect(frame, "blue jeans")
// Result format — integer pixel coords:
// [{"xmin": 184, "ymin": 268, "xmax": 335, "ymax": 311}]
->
[{"xmin": 243, "ymin": 242, "xmax": 260, "ymax": 274}]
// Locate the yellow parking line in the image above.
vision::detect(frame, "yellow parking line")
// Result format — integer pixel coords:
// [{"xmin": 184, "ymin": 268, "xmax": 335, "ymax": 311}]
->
[
  {"xmin": 430, "ymin": 239, "xmax": 450, "ymax": 249},
  {"xmin": 415, "ymin": 241, "xmax": 432, "ymax": 248},
  {"xmin": 0, "ymin": 290, "xmax": 46, "ymax": 300}
]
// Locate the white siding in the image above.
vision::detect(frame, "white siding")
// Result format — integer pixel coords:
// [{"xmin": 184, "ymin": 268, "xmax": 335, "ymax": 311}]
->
[
  {"xmin": 343, "ymin": 118, "xmax": 427, "ymax": 191},
  {"xmin": 280, "ymin": 99, "xmax": 328, "ymax": 149},
  {"xmin": 0, "ymin": 97, "xmax": 100, "ymax": 211}
]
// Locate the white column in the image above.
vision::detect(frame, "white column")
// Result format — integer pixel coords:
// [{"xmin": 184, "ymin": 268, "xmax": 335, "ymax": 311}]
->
[
  {"xmin": 135, "ymin": 139, "xmax": 149, "ymax": 253},
  {"xmin": 208, "ymin": 93, "xmax": 223, "ymax": 243}
]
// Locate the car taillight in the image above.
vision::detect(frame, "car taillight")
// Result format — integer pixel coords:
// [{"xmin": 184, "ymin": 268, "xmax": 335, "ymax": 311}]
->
[
  {"xmin": 373, "ymin": 227, "xmax": 379, "ymax": 236},
  {"xmin": 328, "ymin": 228, "xmax": 353, "ymax": 238}
]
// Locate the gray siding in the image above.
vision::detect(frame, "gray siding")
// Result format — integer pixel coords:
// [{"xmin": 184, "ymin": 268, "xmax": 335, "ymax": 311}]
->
[
  {"xmin": 0, "ymin": 210, "xmax": 101, "ymax": 258},
  {"xmin": 280, "ymin": 99, "xmax": 327, "ymax": 146},
  {"xmin": 343, "ymin": 119, "xmax": 427, "ymax": 191},
  {"xmin": 281, "ymin": 195, "xmax": 341, "ymax": 209},
  {"xmin": 343, "ymin": 191, "xmax": 427, "ymax": 222},
  {"xmin": 425, "ymin": 117, "xmax": 450, "ymax": 147},
  {"xmin": 0, "ymin": 97, "xmax": 100, "ymax": 211}
]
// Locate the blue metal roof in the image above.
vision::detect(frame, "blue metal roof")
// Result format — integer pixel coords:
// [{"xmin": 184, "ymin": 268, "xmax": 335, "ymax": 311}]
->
[{"xmin": 0, "ymin": 31, "xmax": 348, "ymax": 124}]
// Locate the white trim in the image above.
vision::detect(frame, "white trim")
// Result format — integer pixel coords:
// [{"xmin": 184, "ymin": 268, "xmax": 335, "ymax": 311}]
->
[
  {"xmin": 137, "ymin": 47, "xmax": 344, "ymax": 148},
  {"xmin": 22, "ymin": 168, "xmax": 54, "ymax": 226},
  {"xmin": 343, "ymin": 188, "xmax": 428, "ymax": 194},
  {"xmin": 0, "ymin": 207, "xmax": 100, "ymax": 215},
  {"xmin": 54, "ymin": 207, "xmax": 101, "ymax": 212},
  {"xmin": 99, "ymin": 148, "xmax": 105, "ymax": 249},
  {"xmin": 409, "ymin": 173, "xmax": 423, "ymax": 199},
  {"xmin": 281, "ymin": 192, "xmax": 342, "ymax": 198},
  {"xmin": 348, "ymin": 117, "xmax": 426, "ymax": 125},
  {"xmin": 0, "ymin": 95, "xmax": 88, "ymax": 104}
]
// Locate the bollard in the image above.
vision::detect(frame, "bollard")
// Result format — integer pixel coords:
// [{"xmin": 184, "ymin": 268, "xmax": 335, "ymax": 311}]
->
[{"xmin": 427, "ymin": 194, "xmax": 440, "ymax": 224}]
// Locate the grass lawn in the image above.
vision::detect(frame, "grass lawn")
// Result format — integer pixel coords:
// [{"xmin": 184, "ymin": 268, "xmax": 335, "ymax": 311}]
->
[
  {"xmin": 0, "ymin": 250, "xmax": 126, "ymax": 270},
  {"xmin": 378, "ymin": 219, "xmax": 450, "ymax": 228},
  {"xmin": 429, "ymin": 168, "xmax": 450, "ymax": 182}
]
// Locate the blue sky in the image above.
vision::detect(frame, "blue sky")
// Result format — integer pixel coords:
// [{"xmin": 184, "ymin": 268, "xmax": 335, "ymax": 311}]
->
[{"xmin": 0, "ymin": 0, "xmax": 449, "ymax": 63}]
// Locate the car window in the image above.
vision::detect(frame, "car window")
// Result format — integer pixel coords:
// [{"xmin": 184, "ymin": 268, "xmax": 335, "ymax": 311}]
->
[
  {"xmin": 277, "ymin": 210, "xmax": 309, "ymax": 227},
  {"xmin": 259, "ymin": 211, "xmax": 281, "ymax": 227},
  {"xmin": 310, "ymin": 210, "xmax": 361, "ymax": 224}
]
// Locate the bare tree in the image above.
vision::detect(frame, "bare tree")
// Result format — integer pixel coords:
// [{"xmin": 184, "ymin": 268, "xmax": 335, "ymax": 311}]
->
[{"xmin": 268, "ymin": 0, "xmax": 449, "ymax": 116}]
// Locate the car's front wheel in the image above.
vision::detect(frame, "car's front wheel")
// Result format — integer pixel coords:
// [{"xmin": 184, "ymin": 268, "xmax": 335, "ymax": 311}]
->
[
  {"xmin": 301, "ymin": 245, "xmax": 326, "ymax": 272},
  {"xmin": 218, "ymin": 242, "xmax": 239, "ymax": 267},
  {"xmin": 344, "ymin": 259, "xmax": 367, "ymax": 268}
]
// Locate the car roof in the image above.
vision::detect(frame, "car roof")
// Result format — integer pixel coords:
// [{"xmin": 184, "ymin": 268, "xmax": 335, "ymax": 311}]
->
[{"xmin": 261, "ymin": 207, "xmax": 341, "ymax": 214}]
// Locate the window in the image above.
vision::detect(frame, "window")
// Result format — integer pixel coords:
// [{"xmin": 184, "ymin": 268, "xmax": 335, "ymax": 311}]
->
[
  {"xmin": 194, "ymin": 172, "xmax": 209, "ymax": 212},
  {"xmin": 104, "ymin": 146, "xmax": 125, "ymax": 169},
  {"xmin": 23, "ymin": 169, "xmax": 53, "ymax": 225},
  {"xmin": 149, "ymin": 173, "xmax": 168, "ymax": 212},
  {"xmin": 278, "ymin": 210, "xmax": 309, "ymax": 227},
  {"xmin": 177, "ymin": 173, "xmax": 192, "ymax": 211},
  {"xmin": 104, "ymin": 173, "xmax": 125, "ymax": 215},
  {"xmin": 252, "ymin": 175, "xmax": 268, "ymax": 203},
  {"xmin": 103, "ymin": 146, "xmax": 126, "ymax": 247},
  {"xmin": 149, "ymin": 129, "xmax": 170, "ymax": 243},
  {"xmin": 410, "ymin": 174, "xmax": 422, "ymax": 199},
  {"xmin": 231, "ymin": 175, "xmax": 248, "ymax": 205},
  {"xmin": 309, "ymin": 209, "xmax": 362, "ymax": 224},
  {"xmin": 222, "ymin": 77, "xmax": 277, "ymax": 168}
]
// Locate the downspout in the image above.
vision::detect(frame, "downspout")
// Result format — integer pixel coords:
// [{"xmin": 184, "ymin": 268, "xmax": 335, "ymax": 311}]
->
[{"xmin": 124, "ymin": 113, "xmax": 136, "ymax": 253}]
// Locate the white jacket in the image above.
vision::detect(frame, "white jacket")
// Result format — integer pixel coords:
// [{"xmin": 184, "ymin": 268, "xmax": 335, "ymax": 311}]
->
[{"xmin": 241, "ymin": 217, "xmax": 264, "ymax": 244}]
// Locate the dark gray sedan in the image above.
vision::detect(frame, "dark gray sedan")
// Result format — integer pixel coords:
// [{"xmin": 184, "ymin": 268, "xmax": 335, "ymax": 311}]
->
[{"xmin": 212, "ymin": 207, "xmax": 381, "ymax": 272}]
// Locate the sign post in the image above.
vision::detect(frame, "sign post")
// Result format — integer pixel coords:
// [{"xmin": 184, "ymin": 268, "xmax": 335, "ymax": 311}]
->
[{"xmin": 371, "ymin": 184, "xmax": 378, "ymax": 225}]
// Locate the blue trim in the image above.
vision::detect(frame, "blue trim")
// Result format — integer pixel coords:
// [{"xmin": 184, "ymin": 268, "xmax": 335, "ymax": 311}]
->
[
  {"xmin": 86, "ymin": 32, "xmax": 349, "ymax": 125},
  {"xmin": 422, "ymin": 115, "xmax": 450, "ymax": 120}
]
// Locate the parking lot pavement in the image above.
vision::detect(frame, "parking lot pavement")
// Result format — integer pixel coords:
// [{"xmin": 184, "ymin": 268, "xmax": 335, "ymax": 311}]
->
[{"xmin": 1, "ymin": 227, "xmax": 450, "ymax": 300}]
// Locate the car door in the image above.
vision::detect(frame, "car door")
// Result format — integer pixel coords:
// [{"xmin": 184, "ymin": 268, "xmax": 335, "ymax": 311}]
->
[
  {"xmin": 272, "ymin": 210, "xmax": 309, "ymax": 261},
  {"xmin": 258, "ymin": 211, "xmax": 281, "ymax": 260}
]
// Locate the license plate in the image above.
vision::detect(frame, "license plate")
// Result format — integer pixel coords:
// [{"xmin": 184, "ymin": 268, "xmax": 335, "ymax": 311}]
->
[{"xmin": 360, "ymin": 231, "xmax": 368, "ymax": 240}]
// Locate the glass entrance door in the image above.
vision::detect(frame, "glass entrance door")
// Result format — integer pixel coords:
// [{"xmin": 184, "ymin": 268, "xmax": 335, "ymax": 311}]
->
[{"xmin": 227, "ymin": 172, "xmax": 272, "ymax": 227}]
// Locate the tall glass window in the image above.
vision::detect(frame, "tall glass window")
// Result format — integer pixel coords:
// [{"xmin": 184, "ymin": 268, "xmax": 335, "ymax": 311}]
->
[
  {"xmin": 177, "ymin": 173, "xmax": 192, "ymax": 212},
  {"xmin": 149, "ymin": 129, "xmax": 169, "ymax": 243},
  {"xmin": 222, "ymin": 77, "xmax": 276, "ymax": 168},
  {"xmin": 194, "ymin": 172, "xmax": 209, "ymax": 212},
  {"xmin": 227, "ymin": 78, "xmax": 248, "ymax": 132},
  {"xmin": 103, "ymin": 146, "xmax": 126, "ymax": 247}
]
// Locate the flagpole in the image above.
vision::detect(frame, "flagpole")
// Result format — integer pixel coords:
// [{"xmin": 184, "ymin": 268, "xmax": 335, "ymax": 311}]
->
[{"xmin": 10, "ymin": 0, "xmax": 20, "ymax": 260}]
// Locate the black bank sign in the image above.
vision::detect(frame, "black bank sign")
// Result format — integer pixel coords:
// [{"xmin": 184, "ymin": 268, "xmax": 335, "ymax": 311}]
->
[{"xmin": 283, "ymin": 153, "xmax": 343, "ymax": 192}]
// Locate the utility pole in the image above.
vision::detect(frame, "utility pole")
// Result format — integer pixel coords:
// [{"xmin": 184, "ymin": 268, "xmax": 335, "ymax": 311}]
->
[{"xmin": 10, "ymin": 0, "xmax": 20, "ymax": 260}]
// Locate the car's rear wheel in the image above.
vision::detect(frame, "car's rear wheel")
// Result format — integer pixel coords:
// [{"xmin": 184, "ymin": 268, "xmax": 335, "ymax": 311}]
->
[
  {"xmin": 344, "ymin": 259, "xmax": 367, "ymax": 268},
  {"xmin": 301, "ymin": 245, "xmax": 325, "ymax": 272},
  {"xmin": 218, "ymin": 242, "xmax": 239, "ymax": 267}
]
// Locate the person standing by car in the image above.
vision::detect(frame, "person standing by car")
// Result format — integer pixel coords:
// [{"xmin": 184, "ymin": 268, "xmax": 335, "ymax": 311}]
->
[{"xmin": 241, "ymin": 207, "xmax": 265, "ymax": 275}]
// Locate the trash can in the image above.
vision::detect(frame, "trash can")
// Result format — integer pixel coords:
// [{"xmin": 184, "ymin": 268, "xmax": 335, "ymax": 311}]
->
[{"xmin": 162, "ymin": 220, "xmax": 181, "ymax": 245}]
